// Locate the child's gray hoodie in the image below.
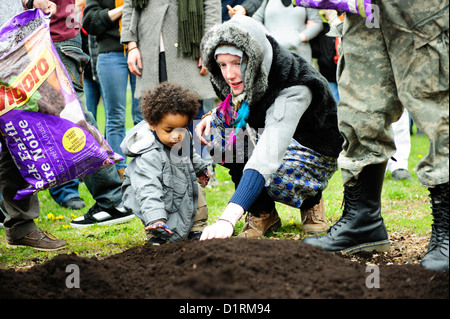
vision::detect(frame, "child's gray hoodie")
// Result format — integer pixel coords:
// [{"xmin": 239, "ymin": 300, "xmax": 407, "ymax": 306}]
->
[{"xmin": 120, "ymin": 121, "xmax": 208, "ymax": 242}]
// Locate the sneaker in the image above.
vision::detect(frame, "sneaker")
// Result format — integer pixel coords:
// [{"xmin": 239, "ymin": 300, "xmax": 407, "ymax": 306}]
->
[
  {"xmin": 7, "ymin": 229, "xmax": 67, "ymax": 251},
  {"xmin": 70, "ymin": 203, "xmax": 135, "ymax": 228},
  {"xmin": 391, "ymin": 168, "xmax": 412, "ymax": 180},
  {"xmin": 62, "ymin": 197, "xmax": 86, "ymax": 210},
  {"xmin": 147, "ymin": 236, "xmax": 167, "ymax": 245},
  {"xmin": 237, "ymin": 208, "xmax": 281, "ymax": 239}
]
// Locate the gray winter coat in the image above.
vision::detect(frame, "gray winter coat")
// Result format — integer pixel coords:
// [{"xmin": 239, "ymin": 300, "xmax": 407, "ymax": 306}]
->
[
  {"xmin": 120, "ymin": 121, "xmax": 208, "ymax": 242},
  {"xmin": 120, "ymin": 0, "xmax": 221, "ymax": 100}
]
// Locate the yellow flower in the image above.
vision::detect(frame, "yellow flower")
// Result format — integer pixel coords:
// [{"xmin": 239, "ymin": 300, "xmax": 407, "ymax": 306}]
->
[
  {"xmin": 62, "ymin": 224, "xmax": 71, "ymax": 229},
  {"xmin": 55, "ymin": 215, "xmax": 63, "ymax": 220},
  {"xmin": 418, "ymin": 154, "xmax": 423, "ymax": 158},
  {"xmin": 71, "ymin": 213, "xmax": 78, "ymax": 219},
  {"xmin": 47, "ymin": 213, "xmax": 55, "ymax": 221}
]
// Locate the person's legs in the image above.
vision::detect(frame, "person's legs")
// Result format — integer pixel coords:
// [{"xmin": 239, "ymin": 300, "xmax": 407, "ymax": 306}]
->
[
  {"xmin": 53, "ymin": 36, "xmax": 133, "ymax": 227},
  {"xmin": 380, "ymin": 1, "xmax": 449, "ymax": 270},
  {"xmin": 303, "ymin": 13, "xmax": 401, "ymax": 253},
  {"xmin": 84, "ymin": 77, "xmax": 102, "ymax": 121},
  {"xmin": 96, "ymin": 52, "xmax": 128, "ymax": 171},
  {"xmin": 49, "ymin": 179, "xmax": 85, "ymax": 210},
  {"xmin": 387, "ymin": 109, "xmax": 412, "ymax": 180},
  {"xmin": 129, "ymin": 72, "xmax": 143, "ymax": 125},
  {"xmin": 0, "ymin": 136, "xmax": 66, "ymax": 250}
]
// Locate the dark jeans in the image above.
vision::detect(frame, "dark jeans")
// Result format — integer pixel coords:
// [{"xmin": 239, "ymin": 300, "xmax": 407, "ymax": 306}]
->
[{"xmin": 223, "ymin": 162, "xmax": 322, "ymax": 216}]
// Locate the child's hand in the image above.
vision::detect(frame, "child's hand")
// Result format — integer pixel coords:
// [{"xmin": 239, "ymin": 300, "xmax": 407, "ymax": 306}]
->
[
  {"xmin": 145, "ymin": 221, "xmax": 174, "ymax": 239},
  {"xmin": 198, "ymin": 168, "xmax": 210, "ymax": 187}
]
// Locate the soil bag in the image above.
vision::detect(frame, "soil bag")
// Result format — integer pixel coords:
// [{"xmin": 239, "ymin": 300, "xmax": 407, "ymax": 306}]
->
[
  {"xmin": 292, "ymin": 0, "xmax": 373, "ymax": 18},
  {"xmin": 0, "ymin": 9, "xmax": 123, "ymax": 199}
]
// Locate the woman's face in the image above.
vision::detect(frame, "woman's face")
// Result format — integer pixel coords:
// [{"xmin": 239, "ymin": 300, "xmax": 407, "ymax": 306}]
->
[
  {"xmin": 150, "ymin": 113, "xmax": 189, "ymax": 148},
  {"xmin": 216, "ymin": 53, "xmax": 244, "ymax": 96}
]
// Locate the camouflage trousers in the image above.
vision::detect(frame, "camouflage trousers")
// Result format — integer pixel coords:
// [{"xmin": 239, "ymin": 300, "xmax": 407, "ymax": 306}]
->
[{"xmin": 337, "ymin": 0, "xmax": 449, "ymax": 187}]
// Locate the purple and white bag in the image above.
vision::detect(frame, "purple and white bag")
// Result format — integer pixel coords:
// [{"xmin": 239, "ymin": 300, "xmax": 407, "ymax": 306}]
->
[
  {"xmin": 0, "ymin": 9, "xmax": 122, "ymax": 199},
  {"xmin": 292, "ymin": 0, "xmax": 374, "ymax": 18}
]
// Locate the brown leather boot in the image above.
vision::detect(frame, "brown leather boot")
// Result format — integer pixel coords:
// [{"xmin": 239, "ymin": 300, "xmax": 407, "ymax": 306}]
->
[
  {"xmin": 301, "ymin": 196, "xmax": 329, "ymax": 234},
  {"xmin": 238, "ymin": 208, "xmax": 281, "ymax": 239}
]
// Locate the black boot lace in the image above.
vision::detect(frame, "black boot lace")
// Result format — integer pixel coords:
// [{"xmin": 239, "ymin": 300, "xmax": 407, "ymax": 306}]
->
[
  {"xmin": 428, "ymin": 184, "xmax": 449, "ymax": 249},
  {"xmin": 329, "ymin": 180, "xmax": 362, "ymax": 232}
]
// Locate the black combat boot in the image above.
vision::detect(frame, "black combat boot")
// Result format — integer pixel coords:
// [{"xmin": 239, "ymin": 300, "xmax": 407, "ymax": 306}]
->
[
  {"xmin": 420, "ymin": 183, "xmax": 449, "ymax": 271},
  {"xmin": 302, "ymin": 163, "xmax": 390, "ymax": 254}
]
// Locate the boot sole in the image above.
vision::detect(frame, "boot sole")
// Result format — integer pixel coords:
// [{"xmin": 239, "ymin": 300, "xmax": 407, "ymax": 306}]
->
[
  {"xmin": 7, "ymin": 243, "xmax": 67, "ymax": 252},
  {"xmin": 341, "ymin": 240, "xmax": 391, "ymax": 255}
]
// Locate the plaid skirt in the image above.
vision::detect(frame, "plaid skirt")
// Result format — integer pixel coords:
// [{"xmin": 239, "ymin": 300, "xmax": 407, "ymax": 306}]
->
[{"xmin": 209, "ymin": 108, "xmax": 338, "ymax": 208}]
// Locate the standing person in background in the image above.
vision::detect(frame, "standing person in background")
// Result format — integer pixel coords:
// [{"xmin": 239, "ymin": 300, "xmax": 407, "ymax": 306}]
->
[
  {"xmin": 82, "ymin": 0, "xmax": 142, "ymax": 182},
  {"xmin": 252, "ymin": 0, "xmax": 323, "ymax": 64},
  {"xmin": 121, "ymin": 0, "xmax": 220, "ymax": 183},
  {"xmin": 77, "ymin": 0, "xmax": 103, "ymax": 123},
  {"xmin": 310, "ymin": 9, "xmax": 341, "ymax": 103},
  {"xmin": 121, "ymin": 0, "xmax": 220, "ymax": 113},
  {"xmin": 387, "ymin": 109, "xmax": 412, "ymax": 180},
  {"xmin": 46, "ymin": 0, "xmax": 134, "ymax": 229}
]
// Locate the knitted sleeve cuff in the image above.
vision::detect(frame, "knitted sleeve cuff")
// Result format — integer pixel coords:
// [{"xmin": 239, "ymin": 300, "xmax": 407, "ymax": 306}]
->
[{"xmin": 229, "ymin": 169, "xmax": 265, "ymax": 212}]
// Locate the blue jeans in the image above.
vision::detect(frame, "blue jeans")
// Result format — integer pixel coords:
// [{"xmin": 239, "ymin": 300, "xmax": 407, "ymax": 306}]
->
[
  {"xmin": 49, "ymin": 179, "xmax": 80, "ymax": 205},
  {"xmin": 84, "ymin": 77, "xmax": 102, "ymax": 122},
  {"xmin": 328, "ymin": 81, "xmax": 340, "ymax": 104},
  {"xmin": 52, "ymin": 34, "xmax": 123, "ymax": 209},
  {"xmin": 97, "ymin": 52, "xmax": 142, "ymax": 170}
]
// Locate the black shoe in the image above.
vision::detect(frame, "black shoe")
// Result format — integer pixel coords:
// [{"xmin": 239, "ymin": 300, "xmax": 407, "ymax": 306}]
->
[
  {"xmin": 302, "ymin": 163, "xmax": 390, "ymax": 254},
  {"xmin": 391, "ymin": 168, "xmax": 412, "ymax": 180},
  {"xmin": 421, "ymin": 183, "xmax": 449, "ymax": 271},
  {"xmin": 70, "ymin": 203, "xmax": 135, "ymax": 228},
  {"xmin": 148, "ymin": 236, "xmax": 167, "ymax": 245},
  {"xmin": 62, "ymin": 197, "xmax": 86, "ymax": 210},
  {"xmin": 188, "ymin": 231, "xmax": 202, "ymax": 240}
]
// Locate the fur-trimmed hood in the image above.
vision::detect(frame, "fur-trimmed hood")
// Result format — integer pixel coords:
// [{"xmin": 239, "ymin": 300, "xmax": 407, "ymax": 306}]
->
[{"xmin": 201, "ymin": 15, "xmax": 273, "ymax": 105}]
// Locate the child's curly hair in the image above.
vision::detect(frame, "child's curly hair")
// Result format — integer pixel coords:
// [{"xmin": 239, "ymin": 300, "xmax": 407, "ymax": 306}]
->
[{"xmin": 140, "ymin": 82, "xmax": 200, "ymax": 125}]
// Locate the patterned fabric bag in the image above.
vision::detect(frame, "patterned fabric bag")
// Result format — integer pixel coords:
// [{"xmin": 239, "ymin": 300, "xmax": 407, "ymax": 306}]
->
[{"xmin": 208, "ymin": 95, "xmax": 338, "ymax": 208}]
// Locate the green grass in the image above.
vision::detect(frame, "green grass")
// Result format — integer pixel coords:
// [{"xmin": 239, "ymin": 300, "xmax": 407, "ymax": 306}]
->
[{"xmin": 0, "ymin": 101, "xmax": 432, "ymax": 268}]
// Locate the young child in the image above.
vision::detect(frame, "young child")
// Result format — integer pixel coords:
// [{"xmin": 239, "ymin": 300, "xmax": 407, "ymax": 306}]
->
[{"xmin": 120, "ymin": 82, "xmax": 210, "ymax": 245}]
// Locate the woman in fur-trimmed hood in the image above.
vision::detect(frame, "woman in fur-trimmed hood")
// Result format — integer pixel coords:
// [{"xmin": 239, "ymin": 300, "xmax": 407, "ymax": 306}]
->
[{"xmin": 196, "ymin": 15, "xmax": 343, "ymax": 240}]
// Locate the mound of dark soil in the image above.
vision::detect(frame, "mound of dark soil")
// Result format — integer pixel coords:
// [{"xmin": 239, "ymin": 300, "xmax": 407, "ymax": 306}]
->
[{"xmin": 0, "ymin": 238, "xmax": 447, "ymax": 299}]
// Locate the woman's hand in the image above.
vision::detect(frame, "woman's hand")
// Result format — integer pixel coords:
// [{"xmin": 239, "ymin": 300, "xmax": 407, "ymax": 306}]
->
[
  {"xmin": 200, "ymin": 203, "xmax": 245, "ymax": 240},
  {"xmin": 195, "ymin": 114, "xmax": 212, "ymax": 146},
  {"xmin": 127, "ymin": 42, "xmax": 142, "ymax": 76},
  {"xmin": 200, "ymin": 219, "xmax": 234, "ymax": 240}
]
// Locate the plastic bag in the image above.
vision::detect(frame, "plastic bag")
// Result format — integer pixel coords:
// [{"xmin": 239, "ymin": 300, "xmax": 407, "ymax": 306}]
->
[
  {"xmin": 292, "ymin": 0, "xmax": 373, "ymax": 18},
  {"xmin": 0, "ymin": 9, "xmax": 123, "ymax": 199}
]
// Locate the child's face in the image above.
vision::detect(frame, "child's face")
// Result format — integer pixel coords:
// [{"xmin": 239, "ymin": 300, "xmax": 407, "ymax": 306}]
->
[
  {"xmin": 216, "ymin": 54, "xmax": 244, "ymax": 96},
  {"xmin": 150, "ymin": 113, "xmax": 189, "ymax": 148}
]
